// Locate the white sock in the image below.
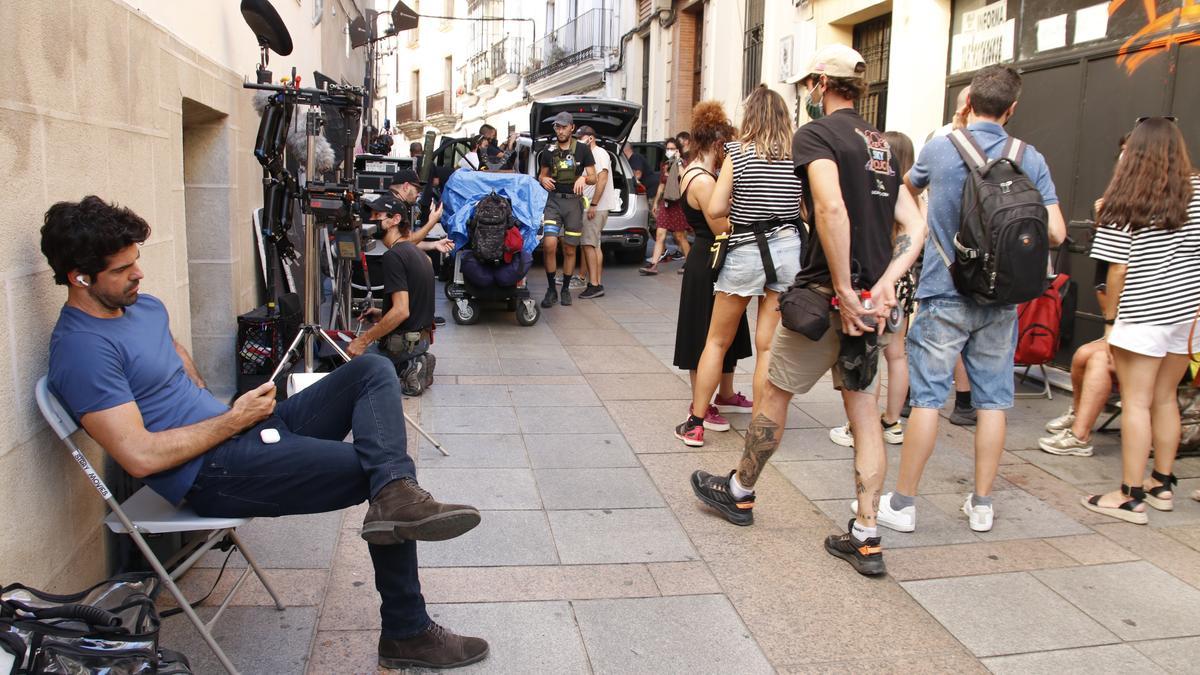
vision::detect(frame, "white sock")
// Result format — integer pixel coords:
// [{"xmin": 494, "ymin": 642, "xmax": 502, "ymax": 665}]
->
[
  {"xmin": 851, "ymin": 520, "xmax": 878, "ymax": 542},
  {"xmin": 728, "ymin": 473, "xmax": 754, "ymax": 499}
]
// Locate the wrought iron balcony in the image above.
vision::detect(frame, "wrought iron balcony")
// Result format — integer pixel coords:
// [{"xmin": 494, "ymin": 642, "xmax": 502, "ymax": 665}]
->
[{"xmin": 526, "ymin": 9, "xmax": 612, "ymax": 85}]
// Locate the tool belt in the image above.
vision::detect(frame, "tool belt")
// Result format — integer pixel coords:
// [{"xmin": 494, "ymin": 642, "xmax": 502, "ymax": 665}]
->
[{"xmin": 381, "ymin": 327, "xmax": 432, "ymax": 357}]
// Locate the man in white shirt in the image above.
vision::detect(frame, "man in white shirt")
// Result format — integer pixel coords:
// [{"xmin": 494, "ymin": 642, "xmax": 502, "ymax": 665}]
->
[{"xmin": 575, "ymin": 126, "xmax": 616, "ymax": 299}]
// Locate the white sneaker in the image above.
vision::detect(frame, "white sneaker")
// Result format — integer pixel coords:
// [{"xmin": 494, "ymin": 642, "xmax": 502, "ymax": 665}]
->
[
  {"xmin": 1038, "ymin": 429, "xmax": 1094, "ymax": 457},
  {"xmin": 1045, "ymin": 406, "xmax": 1076, "ymax": 434},
  {"xmin": 849, "ymin": 492, "xmax": 916, "ymax": 532},
  {"xmin": 881, "ymin": 417, "xmax": 904, "ymax": 445},
  {"xmin": 829, "ymin": 423, "xmax": 854, "ymax": 447},
  {"xmin": 962, "ymin": 495, "xmax": 994, "ymax": 532}
]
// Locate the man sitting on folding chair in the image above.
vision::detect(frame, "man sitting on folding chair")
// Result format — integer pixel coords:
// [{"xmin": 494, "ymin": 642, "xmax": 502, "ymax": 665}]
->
[{"xmin": 40, "ymin": 196, "xmax": 490, "ymax": 671}]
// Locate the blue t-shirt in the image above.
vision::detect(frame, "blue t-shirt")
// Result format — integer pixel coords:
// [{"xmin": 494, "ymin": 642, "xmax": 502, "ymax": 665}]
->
[
  {"xmin": 48, "ymin": 294, "xmax": 229, "ymax": 505},
  {"xmin": 909, "ymin": 121, "xmax": 1059, "ymax": 300}
]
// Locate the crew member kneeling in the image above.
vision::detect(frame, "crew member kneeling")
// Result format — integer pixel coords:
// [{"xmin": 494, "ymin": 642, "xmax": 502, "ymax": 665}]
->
[
  {"xmin": 348, "ymin": 194, "xmax": 449, "ymax": 396},
  {"xmin": 42, "ymin": 196, "xmax": 488, "ymax": 670}
]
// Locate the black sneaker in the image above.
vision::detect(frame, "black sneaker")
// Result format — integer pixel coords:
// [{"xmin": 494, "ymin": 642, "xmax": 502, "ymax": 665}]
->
[
  {"xmin": 824, "ymin": 519, "xmax": 886, "ymax": 576},
  {"xmin": 560, "ymin": 287, "xmax": 573, "ymax": 306},
  {"xmin": 669, "ymin": 249, "xmax": 684, "ymax": 261},
  {"xmin": 690, "ymin": 470, "xmax": 754, "ymax": 526},
  {"xmin": 433, "ymin": 315, "xmax": 446, "ymax": 327},
  {"xmin": 949, "ymin": 404, "xmax": 977, "ymax": 426},
  {"xmin": 541, "ymin": 287, "xmax": 559, "ymax": 308},
  {"xmin": 579, "ymin": 284, "xmax": 605, "ymax": 299}
]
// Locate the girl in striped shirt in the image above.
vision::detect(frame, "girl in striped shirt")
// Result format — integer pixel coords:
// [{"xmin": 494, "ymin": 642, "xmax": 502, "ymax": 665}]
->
[{"xmin": 1084, "ymin": 116, "xmax": 1200, "ymax": 524}]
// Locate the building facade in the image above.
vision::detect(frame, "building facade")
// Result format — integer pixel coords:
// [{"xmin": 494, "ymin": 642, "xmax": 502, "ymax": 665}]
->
[{"xmin": 0, "ymin": 0, "xmax": 364, "ymax": 590}]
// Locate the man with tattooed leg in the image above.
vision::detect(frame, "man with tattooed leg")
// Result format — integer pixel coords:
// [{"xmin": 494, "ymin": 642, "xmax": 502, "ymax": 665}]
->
[{"xmin": 689, "ymin": 45, "xmax": 926, "ymax": 576}]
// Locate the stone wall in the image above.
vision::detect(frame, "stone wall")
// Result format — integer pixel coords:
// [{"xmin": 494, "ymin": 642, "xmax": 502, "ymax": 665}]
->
[{"xmin": 0, "ymin": 0, "xmax": 268, "ymax": 591}]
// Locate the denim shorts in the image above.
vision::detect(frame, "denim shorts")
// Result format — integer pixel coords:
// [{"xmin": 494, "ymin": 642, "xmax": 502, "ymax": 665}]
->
[
  {"xmin": 907, "ymin": 296, "xmax": 1018, "ymax": 410},
  {"xmin": 714, "ymin": 229, "xmax": 802, "ymax": 296}
]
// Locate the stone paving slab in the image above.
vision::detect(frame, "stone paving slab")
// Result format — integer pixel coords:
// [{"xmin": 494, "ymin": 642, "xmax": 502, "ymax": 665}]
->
[
  {"xmin": 423, "ymin": 383, "xmax": 511, "ymax": 407},
  {"xmin": 160, "ymin": 606, "xmax": 317, "ymax": 675},
  {"xmin": 882, "ymin": 538, "xmax": 1076, "ymax": 581},
  {"xmin": 584, "ymin": 373, "xmax": 693, "ymax": 400},
  {"xmin": 1093, "ymin": 522, "xmax": 1200, "ymax": 589},
  {"xmin": 1161, "ymin": 524, "xmax": 1200, "ymax": 552},
  {"xmin": 424, "ymin": 601, "xmax": 592, "ymax": 674},
  {"xmin": 419, "ymin": 510, "xmax": 559, "ymax": 567},
  {"xmin": 516, "ymin": 405, "xmax": 619, "ymax": 434},
  {"xmin": 499, "ymin": 356, "xmax": 581, "ymax": 376},
  {"xmin": 165, "ymin": 567, "xmax": 328, "ymax": 609},
  {"xmin": 1032, "ymin": 561, "xmax": 1200, "ymax": 641},
  {"xmin": 573, "ymin": 595, "xmax": 773, "ymax": 674},
  {"xmin": 419, "ymin": 564, "xmax": 660, "ymax": 603},
  {"xmin": 982, "ymin": 644, "xmax": 1166, "ymax": 674},
  {"xmin": 523, "ymin": 433, "xmax": 640, "ymax": 468},
  {"xmin": 547, "ymin": 508, "xmax": 699, "ymax": 564},
  {"xmin": 534, "ymin": 467, "xmax": 666, "ymax": 510},
  {"xmin": 901, "ymin": 572, "xmax": 1118, "ymax": 657},
  {"xmin": 767, "ymin": 428, "xmax": 856, "ymax": 461},
  {"xmin": 417, "ymin": 434, "xmax": 529, "ymax": 468},
  {"xmin": 1132, "ymin": 635, "xmax": 1200, "ymax": 674},
  {"xmin": 417, "ymin": 468, "xmax": 542, "ymax": 510},
  {"xmin": 566, "ymin": 345, "xmax": 672, "ymax": 374},
  {"xmin": 605, "ymin": 400, "xmax": 748, "ymax": 454},
  {"xmin": 507, "ymin": 383, "xmax": 600, "ymax": 407},
  {"xmin": 923, "ymin": 489, "xmax": 1092, "ymax": 541},
  {"xmin": 198, "ymin": 511, "xmax": 342, "ymax": 569},
  {"xmin": 419, "ymin": 405, "xmax": 519, "ymax": 434},
  {"xmin": 1044, "ymin": 533, "xmax": 1142, "ymax": 565},
  {"xmin": 552, "ymin": 328, "xmax": 641, "ymax": 346},
  {"xmin": 435, "ymin": 356, "xmax": 503, "ymax": 376},
  {"xmin": 775, "ymin": 650, "xmax": 988, "ymax": 674}
]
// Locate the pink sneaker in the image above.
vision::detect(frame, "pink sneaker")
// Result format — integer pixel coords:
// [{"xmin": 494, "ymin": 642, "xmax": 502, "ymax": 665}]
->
[
  {"xmin": 675, "ymin": 417, "xmax": 705, "ymax": 447},
  {"xmin": 714, "ymin": 391, "xmax": 753, "ymax": 414},
  {"xmin": 690, "ymin": 404, "xmax": 730, "ymax": 432}
]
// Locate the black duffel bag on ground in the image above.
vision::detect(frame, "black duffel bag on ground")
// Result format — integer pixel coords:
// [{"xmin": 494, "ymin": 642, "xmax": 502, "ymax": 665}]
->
[{"xmin": 0, "ymin": 573, "xmax": 191, "ymax": 674}]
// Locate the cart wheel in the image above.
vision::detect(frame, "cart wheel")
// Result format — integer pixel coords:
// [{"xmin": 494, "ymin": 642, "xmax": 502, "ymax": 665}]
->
[
  {"xmin": 443, "ymin": 283, "xmax": 455, "ymax": 300},
  {"xmin": 516, "ymin": 299, "xmax": 540, "ymax": 326},
  {"xmin": 452, "ymin": 299, "xmax": 481, "ymax": 325}
]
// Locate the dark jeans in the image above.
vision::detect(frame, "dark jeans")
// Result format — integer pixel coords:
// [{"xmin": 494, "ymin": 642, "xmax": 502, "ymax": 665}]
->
[
  {"xmin": 186, "ymin": 354, "xmax": 427, "ymax": 639},
  {"xmin": 461, "ymin": 250, "xmax": 532, "ymax": 287}
]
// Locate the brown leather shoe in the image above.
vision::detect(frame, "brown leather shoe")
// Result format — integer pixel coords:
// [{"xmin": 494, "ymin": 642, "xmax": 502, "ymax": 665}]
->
[
  {"xmin": 360, "ymin": 477, "xmax": 481, "ymax": 545},
  {"xmin": 378, "ymin": 622, "xmax": 489, "ymax": 669}
]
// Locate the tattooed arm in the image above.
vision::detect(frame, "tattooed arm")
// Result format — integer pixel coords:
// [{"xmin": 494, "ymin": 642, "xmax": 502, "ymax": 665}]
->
[
  {"xmin": 737, "ymin": 414, "xmax": 783, "ymax": 489},
  {"xmin": 869, "ymin": 187, "xmax": 927, "ymax": 313}
]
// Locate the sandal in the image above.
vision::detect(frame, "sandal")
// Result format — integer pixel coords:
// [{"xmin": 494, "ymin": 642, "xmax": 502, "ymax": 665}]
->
[
  {"xmin": 1144, "ymin": 470, "xmax": 1178, "ymax": 512},
  {"xmin": 1081, "ymin": 484, "xmax": 1148, "ymax": 525},
  {"xmin": 639, "ymin": 265, "xmax": 659, "ymax": 276}
]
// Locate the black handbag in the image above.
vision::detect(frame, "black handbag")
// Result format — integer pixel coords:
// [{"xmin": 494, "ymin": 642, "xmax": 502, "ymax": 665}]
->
[
  {"xmin": 778, "ymin": 283, "xmax": 833, "ymax": 341},
  {"xmin": 708, "ymin": 232, "xmax": 730, "ymax": 282},
  {"xmin": 0, "ymin": 573, "xmax": 191, "ymax": 674}
]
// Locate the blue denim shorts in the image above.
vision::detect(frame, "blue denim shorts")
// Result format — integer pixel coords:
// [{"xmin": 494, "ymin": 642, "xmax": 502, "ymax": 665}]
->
[
  {"xmin": 906, "ymin": 296, "xmax": 1018, "ymax": 410},
  {"xmin": 714, "ymin": 229, "xmax": 802, "ymax": 296}
]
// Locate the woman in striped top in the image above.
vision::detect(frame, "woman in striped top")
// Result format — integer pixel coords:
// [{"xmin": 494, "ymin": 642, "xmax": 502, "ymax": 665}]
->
[
  {"xmin": 1084, "ymin": 116, "xmax": 1200, "ymax": 524},
  {"xmin": 676, "ymin": 86, "xmax": 806, "ymax": 447}
]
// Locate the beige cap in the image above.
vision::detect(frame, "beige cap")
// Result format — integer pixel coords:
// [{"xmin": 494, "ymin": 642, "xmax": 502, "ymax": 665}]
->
[{"xmin": 806, "ymin": 44, "xmax": 867, "ymax": 79}]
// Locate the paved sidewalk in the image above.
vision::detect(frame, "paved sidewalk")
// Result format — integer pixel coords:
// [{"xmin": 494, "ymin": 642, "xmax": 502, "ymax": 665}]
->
[{"xmin": 163, "ymin": 263, "xmax": 1200, "ymax": 674}]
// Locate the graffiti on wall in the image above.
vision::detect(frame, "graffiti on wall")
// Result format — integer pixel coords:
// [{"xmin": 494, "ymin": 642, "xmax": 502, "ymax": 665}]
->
[{"xmin": 1111, "ymin": 0, "xmax": 1200, "ymax": 73}]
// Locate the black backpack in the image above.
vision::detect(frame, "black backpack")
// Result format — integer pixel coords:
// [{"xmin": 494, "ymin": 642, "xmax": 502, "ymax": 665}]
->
[
  {"xmin": 470, "ymin": 192, "xmax": 513, "ymax": 265},
  {"xmin": 931, "ymin": 129, "xmax": 1050, "ymax": 306}
]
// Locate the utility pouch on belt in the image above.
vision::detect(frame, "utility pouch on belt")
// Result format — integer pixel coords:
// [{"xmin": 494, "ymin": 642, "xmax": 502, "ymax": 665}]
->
[
  {"xmin": 384, "ymin": 331, "xmax": 425, "ymax": 355},
  {"xmin": 709, "ymin": 232, "xmax": 730, "ymax": 282},
  {"xmin": 778, "ymin": 283, "xmax": 833, "ymax": 341}
]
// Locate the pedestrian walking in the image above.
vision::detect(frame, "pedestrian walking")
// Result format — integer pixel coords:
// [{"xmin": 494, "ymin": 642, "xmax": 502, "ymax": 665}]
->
[
  {"xmin": 827, "ymin": 130, "xmax": 916, "ymax": 449},
  {"xmin": 1083, "ymin": 116, "xmax": 1200, "ymax": 524},
  {"xmin": 641, "ymin": 138, "xmax": 690, "ymax": 275},
  {"xmin": 689, "ymin": 46, "xmax": 926, "ymax": 579},
  {"xmin": 672, "ymin": 101, "xmax": 754, "ymax": 429},
  {"xmin": 674, "ymin": 85, "xmax": 805, "ymax": 447},
  {"xmin": 878, "ymin": 65, "xmax": 1066, "ymax": 535}
]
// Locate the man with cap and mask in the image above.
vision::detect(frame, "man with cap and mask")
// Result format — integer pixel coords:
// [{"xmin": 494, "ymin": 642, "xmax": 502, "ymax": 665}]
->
[
  {"xmin": 349, "ymin": 195, "xmax": 451, "ymax": 395},
  {"xmin": 688, "ymin": 44, "xmax": 927, "ymax": 578},
  {"xmin": 537, "ymin": 111, "xmax": 596, "ymax": 307},
  {"xmin": 389, "ymin": 169, "xmax": 445, "ymax": 244}
]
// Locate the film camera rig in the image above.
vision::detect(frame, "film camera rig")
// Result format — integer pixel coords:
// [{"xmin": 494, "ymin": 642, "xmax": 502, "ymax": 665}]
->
[{"xmin": 240, "ymin": 0, "xmax": 448, "ymax": 453}]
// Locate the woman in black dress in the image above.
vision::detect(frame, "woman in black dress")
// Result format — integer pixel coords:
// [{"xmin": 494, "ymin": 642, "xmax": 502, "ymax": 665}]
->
[{"xmin": 673, "ymin": 101, "xmax": 754, "ymax": 429}]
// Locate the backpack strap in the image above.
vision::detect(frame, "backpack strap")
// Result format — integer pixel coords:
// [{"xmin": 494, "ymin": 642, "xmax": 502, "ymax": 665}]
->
[
  {"xmin": 947, "ymin": 129, "xmax": 989, "ymax": 170},
  {"xmin": 1002, "ymin": 137, "xmax": 1027, "ymax": 165}
]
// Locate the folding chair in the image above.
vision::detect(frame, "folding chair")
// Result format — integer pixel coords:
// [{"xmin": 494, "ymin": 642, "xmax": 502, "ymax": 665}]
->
[
  {"xmin": 35, "ymin": 376, "xmax": 282, "ymax": 675},
  {"xmin": 1015, "ymin": 363, "xmax": 1054, "ymax": 400}
]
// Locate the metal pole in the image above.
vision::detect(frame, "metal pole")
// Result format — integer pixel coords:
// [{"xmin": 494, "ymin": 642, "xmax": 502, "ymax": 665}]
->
[{"xmin": 303, "ymin": 109, "xmax": 321, "ymax": 372}]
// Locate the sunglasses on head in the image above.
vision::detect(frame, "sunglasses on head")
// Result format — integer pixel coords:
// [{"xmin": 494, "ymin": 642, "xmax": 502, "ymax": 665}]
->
[{"xmin": 1135, "ymin": 115, "xmax": 1178, "ymax": 126}]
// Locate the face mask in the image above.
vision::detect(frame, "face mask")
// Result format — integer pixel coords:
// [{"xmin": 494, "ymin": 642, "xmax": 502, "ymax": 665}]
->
[
  {"xmin": 665, "ymin": 150, "xmax": 678, "ymax": 160},
  {"xmin": 803, "ymin": 80, "xmax": 825, "ymax": 120},
  {"xmin": 366, "ymin": 217, "xmax": 386, "ymax": 239}
]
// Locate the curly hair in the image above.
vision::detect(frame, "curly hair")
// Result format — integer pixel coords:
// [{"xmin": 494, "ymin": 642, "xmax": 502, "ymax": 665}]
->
[
  {"xmin": 688, "ymin": 101, "xmax": 735, "ymax": 156},
  {"xmin": 824, "ymin": 75, "xmax": 867, "ymax": 102},
  {"xmin": 1098, "ymin": 117, "xmax": 1194, "ymax": 232},
  {"xmin": 41, "ymin": 196, "xmax": 151, "ymax": 285},
  {"xmin": 739, "ymin": 85, "xmax": 793, "ymax": 161}
]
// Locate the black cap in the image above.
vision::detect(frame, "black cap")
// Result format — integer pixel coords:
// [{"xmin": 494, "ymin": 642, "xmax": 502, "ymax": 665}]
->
[
  {"xmin": 574, "ymin": 125, "xmax": 596, "ymax": 138},
  {"xmin": 365, "ymin": 194, "xmax": 407, "ymax": 215},
  {"xmin": 389, "ymin": 169, "xmax": 421, "ymax": 187}
]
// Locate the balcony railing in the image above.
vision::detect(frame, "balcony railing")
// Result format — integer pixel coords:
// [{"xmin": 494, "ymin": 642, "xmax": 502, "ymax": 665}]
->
[
  {"xmin": 426, "ymin": 90, "xmax": 449, "ymax": 117},
  {"xmin": 458, "ymin": 35, "xmax": 526, "ymax": 94},
  {"xmin": 396, "ymin": 101, "xmax": 416, "ymax": 124},
  {"xmin": 527, "ymin": 9, "xmax": 612, "ymax": 84},
  {"xmin": 460, "ymin": 49, "xmax": 492, "ymax": 92}
]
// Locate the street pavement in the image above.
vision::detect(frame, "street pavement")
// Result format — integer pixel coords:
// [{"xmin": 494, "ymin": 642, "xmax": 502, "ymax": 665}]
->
[{"xmin": 162, "ymin": 261, "xmax": 1200, "ymax": 673}]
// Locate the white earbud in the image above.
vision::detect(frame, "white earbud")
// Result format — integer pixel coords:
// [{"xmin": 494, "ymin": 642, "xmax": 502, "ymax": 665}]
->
[{"xmin": 76, "ymin": 275, "xmax": 89, "ymax": 287}]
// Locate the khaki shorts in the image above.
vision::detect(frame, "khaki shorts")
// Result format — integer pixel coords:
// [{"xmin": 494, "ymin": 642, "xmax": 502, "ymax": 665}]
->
[
  {"xmin": 582, "ymin": 209, "xmax": 608, "ymax": 247},
  {"xmin": 767, "ymin": 318, "xmax": 890, "ymax": 394}
]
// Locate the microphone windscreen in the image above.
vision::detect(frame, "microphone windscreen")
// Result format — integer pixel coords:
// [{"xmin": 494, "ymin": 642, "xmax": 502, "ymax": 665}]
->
[{"xmin": 251, "ymin": 91, "xmax": 272, "ymax": 116}]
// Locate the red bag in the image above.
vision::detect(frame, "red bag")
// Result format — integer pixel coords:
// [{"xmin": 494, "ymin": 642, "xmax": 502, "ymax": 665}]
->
[{"xmin": 1015, "ymin": 273, "xmax": 1069, "ymax": 366}]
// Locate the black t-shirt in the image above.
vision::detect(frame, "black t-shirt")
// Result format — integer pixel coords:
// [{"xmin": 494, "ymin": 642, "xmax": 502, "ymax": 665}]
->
[
  {"xmin": 381, "ymin": 241, "xmax": 435, "ymax": 333},
  {"xmin": 538, "ymin": 140, "xmax": 595, "ymax": 194},
  {"xmin": 792, "ymin": 108, "xmax": 899, "ymax": 288}
]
